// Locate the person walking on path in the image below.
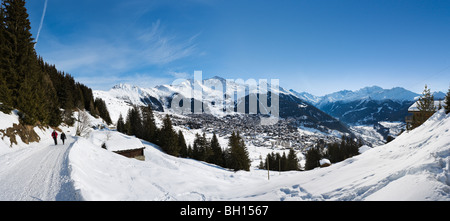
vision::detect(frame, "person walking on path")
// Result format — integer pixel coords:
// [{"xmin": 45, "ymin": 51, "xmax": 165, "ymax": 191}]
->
[
  {"xmin": 51, "ymin": 130, "xmax": 58, "ymax": 145},
  {"xmin": 60, "ymin": 132, "xmax": 67, "ymax": 145}
]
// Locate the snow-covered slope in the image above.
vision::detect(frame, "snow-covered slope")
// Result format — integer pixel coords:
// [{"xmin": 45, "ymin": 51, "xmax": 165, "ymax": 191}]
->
[
  {"xmin": 0, "ymin": 107, "xmax": 449, "ymax": 201},
  {"xmin": 94, "ymin": 77, "xmax": 351, "ymax": 134},
  {"xmin": 94, "ymin": 77, "xmax": 297, "ymax": 123},
  {"xmin": 67, "ymin": 110, "xmax": 450, "ymax": 201}
]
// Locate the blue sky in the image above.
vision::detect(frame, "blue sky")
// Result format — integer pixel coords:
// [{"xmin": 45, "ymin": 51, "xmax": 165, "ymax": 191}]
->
[{"xmin": 26, "ymin": 0, "xmax": 450, "ymax": 95}]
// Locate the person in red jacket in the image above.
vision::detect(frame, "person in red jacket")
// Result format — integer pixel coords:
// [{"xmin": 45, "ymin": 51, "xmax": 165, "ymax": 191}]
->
[{"xmin": 51, "ymin": 130, "xmax": 58, "ymax": 145}]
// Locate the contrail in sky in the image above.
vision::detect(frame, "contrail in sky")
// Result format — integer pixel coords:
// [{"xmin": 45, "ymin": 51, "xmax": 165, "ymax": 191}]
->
[{"xmin": 35, "ymin": 0, "xmax": 48, "ymax": 47}]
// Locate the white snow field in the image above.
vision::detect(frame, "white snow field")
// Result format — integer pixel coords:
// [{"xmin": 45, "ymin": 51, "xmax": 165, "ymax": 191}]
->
[
  {"xmin": 0, "ymin": 128, "xmax": 82, "ymax": 201},
  {"xmin": 0, "ymin": 109, "xmax": 449, "ymax": 201}
]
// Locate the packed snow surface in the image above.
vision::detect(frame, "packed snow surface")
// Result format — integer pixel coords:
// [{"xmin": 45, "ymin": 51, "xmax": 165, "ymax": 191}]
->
[
  {"xmin": 1, "ymin": 110, "xmax": 449, "ymax": 201},
  {"xmin": 0, "ymin": 127, "xmax": 82, "ymax": 201}
]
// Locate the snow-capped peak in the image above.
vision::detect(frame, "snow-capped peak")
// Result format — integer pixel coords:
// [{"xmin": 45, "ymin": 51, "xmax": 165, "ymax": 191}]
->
[
  {"xmin": 290, "ymin": 86, "xmax": 421, "ymax": 106},
  {"xmin": 112, "ymin": 83, "xmax": 139, "ymax": 91}
]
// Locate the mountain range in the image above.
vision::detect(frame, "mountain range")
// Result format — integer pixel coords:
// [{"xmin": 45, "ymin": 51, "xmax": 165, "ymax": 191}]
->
[
  {"xmin": 94, "ymin": 77, "xmax": 445, "ymax": 136},
  {"xmin": 291, "ymin": 86, "xmax": 445, "ymax": 125},
  {"xmin": 94, "ymin": 77, "xmax": 351, "ymax": 135}
]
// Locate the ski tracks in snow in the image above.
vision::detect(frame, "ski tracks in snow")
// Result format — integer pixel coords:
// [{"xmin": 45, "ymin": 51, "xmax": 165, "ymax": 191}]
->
[{"xmin": 0, "ymin": 136, "xmax": 82, "ymax": 201}]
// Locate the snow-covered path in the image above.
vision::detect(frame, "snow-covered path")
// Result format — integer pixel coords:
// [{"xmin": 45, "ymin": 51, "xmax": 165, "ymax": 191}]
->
[{"xmin": 0, "ymin": 135, "xmax": 82, "ymax": 201}]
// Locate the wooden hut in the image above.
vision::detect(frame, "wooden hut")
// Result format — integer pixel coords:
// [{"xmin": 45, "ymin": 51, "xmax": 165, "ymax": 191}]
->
[{"xmin": 113, "ymin": 148, "xmax": 146, "ymax": 161}]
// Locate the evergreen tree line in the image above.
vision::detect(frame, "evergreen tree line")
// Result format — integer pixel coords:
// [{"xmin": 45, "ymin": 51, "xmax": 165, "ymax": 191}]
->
[
  {"xmin": 117, "ymin": 105, "xmax": 251, "ymax": 171},
  {"xmin": 305, "ymin": 136, "xmax": 362, "ymax": 170},
  {"xmin": 259, "ymin": 148, "xmax": 300, "ymax": 172},
  {"xmin": 117, "ymin": 105, "xmax": 188, "ymax": 159},
  {"xmin": 117, "ymin": 105, "xmax": 157, "ymax": 144},
  {"xmin": 0, "ymin": 0, "xmax": 111, "ymax": 126},
  {"xmin": 186, "ymin": 131, "xmax": 251, "ymax": 171}
]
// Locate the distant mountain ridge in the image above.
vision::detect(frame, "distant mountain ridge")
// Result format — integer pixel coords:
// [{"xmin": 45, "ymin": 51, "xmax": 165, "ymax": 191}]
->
[
  {"xmin": 95, "ymin": 80, "xmax": 441, "ymax": 134},
  {"xmin": 289, "ymin": 86, "xmax": 427, "ymax": 125},
  {"xmin": 94, "ymin": 77, "xmax": 352, "ymax": 135},
  {"xmin": 291, "ymin": 86, "xmax": 421, "ymax": 106}
]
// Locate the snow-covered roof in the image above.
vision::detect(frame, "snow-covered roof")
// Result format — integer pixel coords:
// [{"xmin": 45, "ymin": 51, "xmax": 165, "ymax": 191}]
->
[
  {"xmin": 104, "ymin": 132, "xmax": 145, "ymax": 152},
  {"xmin": 319, "ymin": 159, "xmax": 331, "ymax": 166},
  {"xmin": 408, "ymin": 100, "xmax": 443, "ymax": 112}
]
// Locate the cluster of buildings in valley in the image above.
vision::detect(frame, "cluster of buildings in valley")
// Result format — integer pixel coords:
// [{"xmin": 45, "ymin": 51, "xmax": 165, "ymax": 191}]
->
[{"xmin": 169, "ymin": 113, "xmax": 342, "ymax": 152}]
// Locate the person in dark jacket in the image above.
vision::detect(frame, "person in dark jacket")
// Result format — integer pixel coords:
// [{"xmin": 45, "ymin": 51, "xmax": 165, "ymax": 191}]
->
[
  {"xmin": 51, "ymin": 130, "xmax": 58, "ymax": 145},
  {"xmin": 60, "ymin": 132, "xmax": 67, "ymax": 145}
]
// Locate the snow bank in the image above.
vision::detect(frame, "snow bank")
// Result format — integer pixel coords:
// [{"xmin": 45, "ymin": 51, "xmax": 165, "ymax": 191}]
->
[
  {"xmin": 358, "ymin": 145, "xmax": 372, "ymax": 154},
  {"xmin": 0, "ymin": 110, "xmax": 19, "ymax": 130}
]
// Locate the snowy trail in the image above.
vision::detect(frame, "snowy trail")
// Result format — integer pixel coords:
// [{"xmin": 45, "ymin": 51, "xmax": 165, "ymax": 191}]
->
[{"xmin": 0, "ymin": 135, "xmax": 82, "ymax": 201}]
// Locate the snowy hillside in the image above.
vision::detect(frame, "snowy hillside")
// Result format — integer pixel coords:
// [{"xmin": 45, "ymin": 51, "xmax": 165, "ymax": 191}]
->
[
  {"xmin": 94, "ymin": 77, "xmax": 351, "ymax": 136},
  {"xmin": 67, "ymin": 110, "xmax": 449, "ymax": 201},
  {"xmin": 0, "ymin": 107, "xmax": 449, "ymax": 201}
]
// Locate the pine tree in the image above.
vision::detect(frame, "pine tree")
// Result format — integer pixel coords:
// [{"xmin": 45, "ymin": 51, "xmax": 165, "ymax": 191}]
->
[
  {"xmin": 0, "ymin": 73, "xmax": 11, "ymax": 106},
  {"xmin": 286, "ymin": 148, "xmax": 299, "ymax": 171},
  {"xmin": 445, "ymin": 86, "xmax": 450, "ymax": 114},
  {"xmin": 413, "ymin": 85, "xmax": 435, "ymax": 128},
  {"xmin": 327, "ymin": 142, "xmax": 342, "ymax": 163},
  {"xmin": 210, "ymin": 132, "xmax": 224, "ymax": 167},
  {"xmin": 2, "ymin": 0, "xmax": 27, "ymax": 103},
  {"xmin": 192, "ymin": 135, "xmax": 201, "ymax": 160},
  {"xmin": 305, "ymin": 147, "xmax": 321, "ymax": 170},
  {"xmin": 258, "ymin": 156, "xmax": 265, "ymax": 170},
  {"xmin": 2, "ymin": 0, "xmax": 45, "ymax": 124},
  {"xmin": 0, "ymin": 4, "xmax": 12, "ymax": 107},
  {"xmin": 94, "ymin": 98, "xmax": 112, "ymax": 125},
  {"xmin": 263, "ymin": 153, "xmax": 271, "ymax": 170},
  {"xmin": 125, "ymin": 105, "xmax": 143, "ymax": 138},
  {"xmin": 178, "ymin": 130, "xmax": 188, "ymax": 158},
  {"xmin": 46, "ymin": 89, "xmax": 62, "ymax": 127},
  {"xmin": 0, "ymin": 0, "xmax": 104, "ymax": 126},
  {"xmin": 160, "ymin": 114, "xmax": 179, "ymax": 156},
  {"xmin": 16, "ymin": 73, "xmax": 41, "ymax": 124},
  {"xmin": 202, "ymin": 133, "xmax": 212, "ymax": 162},
  {"xmin": 187, "ymin": 144, "xmax": 193, "ymax": 158},
  {"xmin": 1, "ymin": 0, "xmax": 60, "ymax": 125},
  {"xmin": 227, "ymin": 131, "xmax": 250, "ymax": 171},
  {"xmin": 280, "ymin": 152, "xmax": 287, "ymax": 172},
  {"xmin": 116, "ymin": 114, "xmax": 125, "ymax": 133},
  {"xmin": 142, "ymin": 104, "xmax": 156, "ymax": 142},
  {"xmin": 192, "ymin": 133, "xmax": 210, "ymax": 161}
]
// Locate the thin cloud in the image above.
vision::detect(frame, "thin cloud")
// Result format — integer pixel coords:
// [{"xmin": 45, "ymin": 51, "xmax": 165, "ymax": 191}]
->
[
  {"xmin": 40, "ymin": 19, "xmax": 199, "ymax": 87},
  {"xmin": 35, "ymin": 0, "xmax": 48, "ymax": 47},
  {"xmin": 136, "ymin": 19, "xmax": 199, "ymax": 65}
]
